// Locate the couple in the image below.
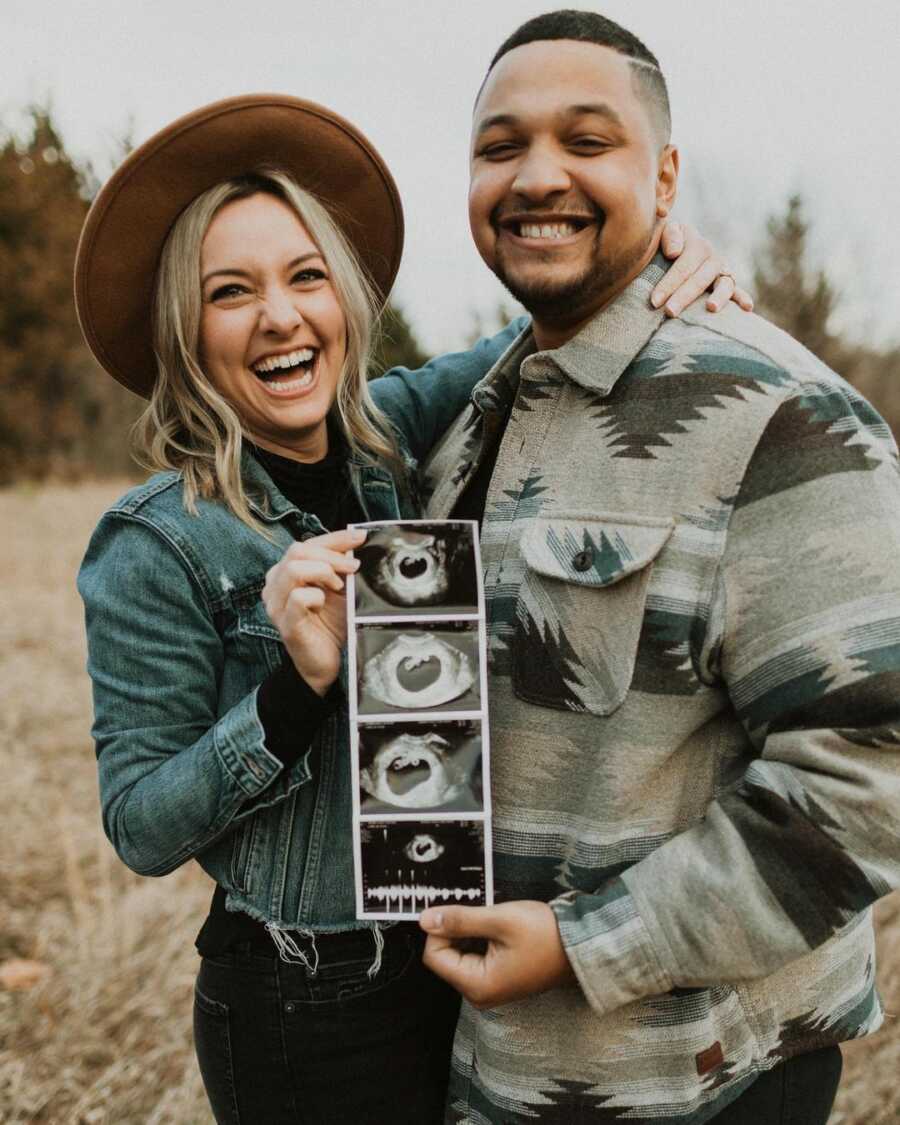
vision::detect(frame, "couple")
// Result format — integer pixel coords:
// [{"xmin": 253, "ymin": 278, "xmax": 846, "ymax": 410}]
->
[{"xmin": 77, "ymin": 9, "xmax": 900, "ymax": 1125}]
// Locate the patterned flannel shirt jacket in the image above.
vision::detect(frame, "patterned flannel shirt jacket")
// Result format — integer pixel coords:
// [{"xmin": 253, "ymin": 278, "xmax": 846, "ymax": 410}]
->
[{"xmin": 422, "ymin": 257, "xmax": 900, "ymax": 1124}]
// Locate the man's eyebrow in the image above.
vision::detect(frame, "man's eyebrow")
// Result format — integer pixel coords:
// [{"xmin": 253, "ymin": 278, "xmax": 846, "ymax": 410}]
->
[
  {"xmin": 474, "ymin": 103, "xmax": 625, "ymax": 137},
  {"xmin": 202, "ymin": 252, "xmax": 322, "ymax": 286},
  {"xmin": 474, "ymin": 113, "xmax": 520, "ymax": 137},
  {"xmin": 566, "ymin": 103, "xmax": 625, "ymax": 129}
]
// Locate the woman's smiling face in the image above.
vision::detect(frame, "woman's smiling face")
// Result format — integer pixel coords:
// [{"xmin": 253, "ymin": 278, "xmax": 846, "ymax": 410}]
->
[{"xmin": 198, "ymin": 191, "xmax": 347, "ymax": 462}]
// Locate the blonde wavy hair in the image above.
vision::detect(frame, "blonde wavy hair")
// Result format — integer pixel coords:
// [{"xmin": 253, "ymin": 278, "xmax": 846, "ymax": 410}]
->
[{"xmin": 132, "ymin": 169, "xmax": 403, "ymax": 535}]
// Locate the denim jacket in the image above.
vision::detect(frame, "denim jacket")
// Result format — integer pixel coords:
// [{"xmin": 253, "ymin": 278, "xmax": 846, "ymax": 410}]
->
[{"xmin": 78, "ymin": 321, "xmax": 525, "ymax": 935}]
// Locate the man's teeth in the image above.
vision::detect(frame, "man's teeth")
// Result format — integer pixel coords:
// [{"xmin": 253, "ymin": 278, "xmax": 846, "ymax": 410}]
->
[
  {"xmin": 253, "ymin": 347, "xmax": 315, "ymax": 375},
  {"xmin": 518, "ymin": 221, "xmax": 579, "ymax": 239}
]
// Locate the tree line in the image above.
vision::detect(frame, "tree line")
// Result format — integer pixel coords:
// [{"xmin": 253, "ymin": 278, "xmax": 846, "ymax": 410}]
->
[{"xmin": 0, "ymin": 109, "xmax": 897, "ymax": 485}]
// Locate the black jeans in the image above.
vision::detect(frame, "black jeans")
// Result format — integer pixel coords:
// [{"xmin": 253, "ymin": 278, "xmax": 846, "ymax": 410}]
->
[
  {"xmin": 193, "ymin": 925, "xmax": 460, "ymax": 1124},
  {"xmin": 713, "ymin": 1044, "xmax": 843, "ymax": 1124}
]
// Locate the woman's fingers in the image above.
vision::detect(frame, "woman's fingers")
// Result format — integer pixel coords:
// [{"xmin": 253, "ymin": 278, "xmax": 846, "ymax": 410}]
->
[
  {"xmin": 264, "ymin": 538, "xmax": 361, "ymax": 608},
  {"xmin": 658, "ymin": 218, "xmax": 685, "ymax": 259},
  {"xmin": 284, "ymin": 584, "xmax": 328, "ymax": 616},
  {"xmin": 652, "ymin": 222, "xmax": 711, "ymax": 308},
  {"xmin": 290, "ymin": 528, "xmax": 367, "ymax": 560},
  {"xmin": 284, "ymin": 542, "xmax": 362, "ymax": 574},
  {"xmin": 653, "ymin": 222, "xmax": 753, "ymax": 317},
  {"xmin": 660, "ymin": 255, "xmax": 720, "ymax": 317},
  {"xmin": 283, "ymin": 585, "xmax": 347, "ymax": 650},
  {"xmin": 705, "ymin": 272, "xmax": 736, "ymax": 313},
  {"xmin": 263, "ymin": 559, "xmax": 347, "ymax": 621},
  {"xmin": 733, "ymin": 285, "xmax": 754, "ymax": 312}
]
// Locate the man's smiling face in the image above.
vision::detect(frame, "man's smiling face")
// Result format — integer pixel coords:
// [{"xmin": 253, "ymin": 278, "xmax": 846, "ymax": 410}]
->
[{"xmin": 469, "ymin": 39, "xmax": 677, "ymax": 344}]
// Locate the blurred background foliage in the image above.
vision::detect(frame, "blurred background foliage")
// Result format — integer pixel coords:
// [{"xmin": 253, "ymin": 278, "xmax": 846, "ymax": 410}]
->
[{"xmin": 1, "ymin": 107, "xmax": 898, "ymax": 487}]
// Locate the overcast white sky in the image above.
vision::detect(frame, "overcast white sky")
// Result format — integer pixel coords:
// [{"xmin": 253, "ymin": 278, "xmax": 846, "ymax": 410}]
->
[{"xmin": 4, "ymin": 0, "xmax": 899, "ymax": 352}]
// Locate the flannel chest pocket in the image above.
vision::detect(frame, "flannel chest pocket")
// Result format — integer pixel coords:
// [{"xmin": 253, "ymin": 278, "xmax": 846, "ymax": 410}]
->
[{"xmin": 513, "ymin": 512, "xmax": 674, "ymax": 716}]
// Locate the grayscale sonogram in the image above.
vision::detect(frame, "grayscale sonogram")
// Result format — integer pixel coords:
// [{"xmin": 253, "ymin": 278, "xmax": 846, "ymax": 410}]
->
[
  {"xmin": 359, "ymin": 820, "xmax": 486, "ymax": 917},
  {"xmin": 356, "ymin": 622, "xmax": 481, "ymax": 715},
  {"xmin": 353, "ymin": 522, "xmax": 478, "ymax": 616},
  {"xmin": 358, "ymin": 720, "xmax": 483, "ymax": 814}
]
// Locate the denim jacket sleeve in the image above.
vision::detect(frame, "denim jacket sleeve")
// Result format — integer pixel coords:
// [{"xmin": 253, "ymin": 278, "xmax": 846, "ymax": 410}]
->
[
  {"xmin": 370, "ymin": 318, "xmax": 529, "ymax": 462},
  {"xmin": 78, "ymin": 512, "xmax": 304, "ymax": 878}
]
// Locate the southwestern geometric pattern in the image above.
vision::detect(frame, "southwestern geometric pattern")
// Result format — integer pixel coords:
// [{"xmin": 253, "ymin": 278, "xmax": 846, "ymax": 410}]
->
[{"xmin": 423, "ymin": 257, "xmax": 900, "ymax": 1123}]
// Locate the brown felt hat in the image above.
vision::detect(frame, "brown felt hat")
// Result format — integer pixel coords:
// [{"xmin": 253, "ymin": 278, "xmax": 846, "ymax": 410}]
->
[{"xmin": 74, "ymin": 93, "xmax": 404, "ymax": 397}]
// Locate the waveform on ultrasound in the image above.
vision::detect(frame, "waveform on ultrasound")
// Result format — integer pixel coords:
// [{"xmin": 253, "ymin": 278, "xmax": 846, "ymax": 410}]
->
[{"xmin": 365, "ymin": 884, "xmax": 483, "ymax": 909}]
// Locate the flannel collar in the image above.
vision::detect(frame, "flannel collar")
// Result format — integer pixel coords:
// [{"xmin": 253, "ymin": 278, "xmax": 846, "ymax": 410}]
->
[
  {"xmin": 467, "ymin": 253, "xmax": 669, "ymax": 415},
  {"xmin": 539, "ymin": 252, "xmax": 668, "ymax": 396}
]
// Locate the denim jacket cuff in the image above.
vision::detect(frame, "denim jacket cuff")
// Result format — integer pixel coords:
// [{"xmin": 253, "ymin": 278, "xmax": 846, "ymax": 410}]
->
[{"xmin": 214, "ymin": 687, "xmax": 287, "ymax": 795}]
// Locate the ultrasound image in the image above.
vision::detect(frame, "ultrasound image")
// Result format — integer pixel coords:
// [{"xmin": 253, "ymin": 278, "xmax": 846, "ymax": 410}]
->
[
  {"xmin": 354, "ymin": 522, "xmax": 478, "ymax": 616},
  {"xmin": 359, "ymin": 820, "xmax": 486, "ymax": 916}
]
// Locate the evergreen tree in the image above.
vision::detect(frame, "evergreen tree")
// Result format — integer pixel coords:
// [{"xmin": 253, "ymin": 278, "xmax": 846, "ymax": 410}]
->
[
  {"xmin": 0, "ymin": 108, "xmax": 141, "ymax": 482},
  {"xmin": 753, "ymin": 194, "xmax": 900, "ymax": 441},
  {"xmin": 753, "ymin": 194, "xmax": 839, "ymax": 367},
  {"xmin": 369, "ymin": 301, "xmax": 429, "ymax": 377}
]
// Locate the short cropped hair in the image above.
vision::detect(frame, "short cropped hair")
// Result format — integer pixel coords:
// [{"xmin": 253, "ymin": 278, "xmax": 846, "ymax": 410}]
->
[{"xmin": 485, "ymin": 9, "xmax": 671, "ymax": 145}]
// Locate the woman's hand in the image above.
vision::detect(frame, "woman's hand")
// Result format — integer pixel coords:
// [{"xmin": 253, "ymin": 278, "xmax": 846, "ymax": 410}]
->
[
  {"xmin": 652, "ymin": 220, "xmax": 754, "ymax": 319},
  {"xmin": 262, "ymin": 528, "xmax": 367, "ymax": 696}
]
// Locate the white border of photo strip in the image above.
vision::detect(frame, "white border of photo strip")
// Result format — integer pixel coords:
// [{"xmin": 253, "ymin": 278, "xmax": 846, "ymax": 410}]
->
[{"xmin": 347, "ymin": 519, "xmax": 494, "ymax": 921}]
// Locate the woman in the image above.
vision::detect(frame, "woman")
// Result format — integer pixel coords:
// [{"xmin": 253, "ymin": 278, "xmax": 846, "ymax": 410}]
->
[{"xmin": 75, "ymin": 94, "xmax": 747, "ymax": 1124}]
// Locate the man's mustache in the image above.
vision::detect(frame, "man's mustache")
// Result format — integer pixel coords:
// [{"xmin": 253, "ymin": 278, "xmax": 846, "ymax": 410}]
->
[{"xmin": 491, "ymin": 199, "xmax": 607, "ymax": 229}]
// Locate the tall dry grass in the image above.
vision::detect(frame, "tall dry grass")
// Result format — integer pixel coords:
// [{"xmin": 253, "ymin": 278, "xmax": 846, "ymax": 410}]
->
[
  {"xmin": 0, "ymin": 482, "xmax": 897, "ymax": 1123},
  {"xmin": 1, "ymin": 483, "xmax": 213, "ymax": 1123}
]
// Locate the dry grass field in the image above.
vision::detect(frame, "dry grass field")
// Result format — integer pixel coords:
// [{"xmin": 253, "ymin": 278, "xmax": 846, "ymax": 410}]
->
[{"xmin": 0, "ymin": 482, "xmax": 897, "ymax": 1123}]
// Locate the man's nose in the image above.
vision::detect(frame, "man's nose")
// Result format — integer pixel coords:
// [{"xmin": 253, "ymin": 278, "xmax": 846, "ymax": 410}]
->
[
  {"xmin": 259, "ymin": 287, "xmax": 303, "ymax": 334},
  {"xmin": 510, "ymin": 145, "xmax": 571, "ymax": 201}
]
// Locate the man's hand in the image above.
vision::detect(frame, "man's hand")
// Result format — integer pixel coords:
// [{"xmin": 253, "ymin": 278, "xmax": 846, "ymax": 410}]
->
[
  {"xmin": 419, "ymin": 900, "xmax": 575, "ymax": 1008},
  {"xmin": 653, "ymin": 220, "xmax": 754, "ymax": 318}
]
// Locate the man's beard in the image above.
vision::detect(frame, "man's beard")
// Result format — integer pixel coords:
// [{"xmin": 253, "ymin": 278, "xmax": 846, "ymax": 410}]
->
[{"xmin": 492, "ymin": 211, "xmax": 655, "ymax": 328}]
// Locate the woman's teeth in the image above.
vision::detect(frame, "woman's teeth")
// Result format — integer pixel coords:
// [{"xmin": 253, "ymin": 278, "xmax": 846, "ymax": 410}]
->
[
  {"xmin": 254, "ymin": 347, "xmax": 315, "ymax": 374},
  {"xmin": 264, "ymin": 371, "xmax": 314, "ymax": 392},
  {"xmin": 252, "ymin": 348, "xmax": 317, "ymax": 390}
]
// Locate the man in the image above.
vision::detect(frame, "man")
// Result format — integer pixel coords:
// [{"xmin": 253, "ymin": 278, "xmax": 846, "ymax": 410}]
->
[{"xmin": 418, "ymin": 10, "xmax": 900, "ymax": 1124}]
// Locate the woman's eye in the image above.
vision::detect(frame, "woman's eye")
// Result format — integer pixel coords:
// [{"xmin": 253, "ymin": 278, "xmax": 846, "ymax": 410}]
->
[
  {"xmin": 292, "ymin": 268, "xmax": 326, "ymax": 284},
  {"xmin": 209, "ymin": 283, "xmax": 247, "ymax": 302}
]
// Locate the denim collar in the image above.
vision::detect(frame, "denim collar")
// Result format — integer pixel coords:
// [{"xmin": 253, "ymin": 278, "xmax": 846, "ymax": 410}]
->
[
  {"xmin": 242, "ymin": 443, "xmax": 395, "ymax": 526},
  {"xmin": 241, "ymin": 448, "xmax": 307, "ymax": 524}
]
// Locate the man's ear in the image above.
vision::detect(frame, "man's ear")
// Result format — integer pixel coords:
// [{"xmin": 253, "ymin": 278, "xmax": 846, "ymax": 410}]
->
[{"xmin": 655, "ymin": 145, "xmax": 679, "ymax": 219}]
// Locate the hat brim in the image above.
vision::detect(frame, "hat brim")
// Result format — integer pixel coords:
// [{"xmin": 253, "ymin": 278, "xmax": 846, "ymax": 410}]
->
[{"xmin": 74, "ymin": 94, "xmax": 403, "ymax": 397}]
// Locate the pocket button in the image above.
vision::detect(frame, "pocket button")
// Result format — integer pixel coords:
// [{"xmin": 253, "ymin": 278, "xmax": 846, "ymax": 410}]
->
[{"xmin": 572, "ymin": 547, "xmax": 594, "ymax": 572}]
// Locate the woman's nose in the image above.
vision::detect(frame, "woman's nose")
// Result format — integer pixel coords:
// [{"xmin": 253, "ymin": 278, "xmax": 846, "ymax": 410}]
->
[{"xmin": 259, "ymin": 287, "xmax": 303, "ymax": 334}]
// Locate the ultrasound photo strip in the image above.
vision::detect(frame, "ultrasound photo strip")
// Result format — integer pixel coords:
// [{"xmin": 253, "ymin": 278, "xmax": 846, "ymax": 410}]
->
[{"xmin": 346, "ymin": 520, "xmax": 493, "ymax": 921}]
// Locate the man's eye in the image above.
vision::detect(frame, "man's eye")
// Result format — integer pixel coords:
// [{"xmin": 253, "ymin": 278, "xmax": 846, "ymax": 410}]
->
[
  {"xmin": 569, "ymin": 137, "xmax": 610, "ymax": 153},
  {"xmin": 479, "ymin": 142, "xmax": 519, "ymax": 160}
]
